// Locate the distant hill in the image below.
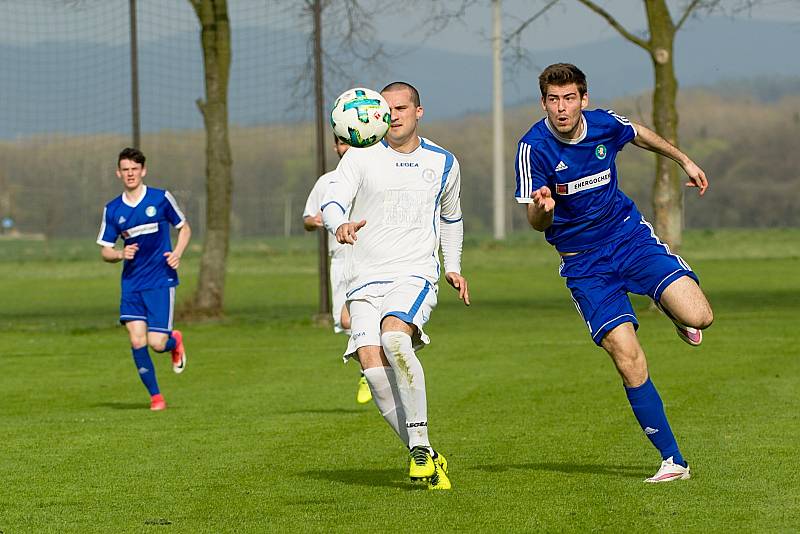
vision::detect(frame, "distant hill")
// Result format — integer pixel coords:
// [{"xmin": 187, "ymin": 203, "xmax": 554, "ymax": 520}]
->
[{"xmin": 0, "ymin": 16, "xmax": 797, "ymax": 139}]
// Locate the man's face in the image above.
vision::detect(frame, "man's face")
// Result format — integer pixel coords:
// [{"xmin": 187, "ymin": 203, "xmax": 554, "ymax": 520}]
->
[
  {"xmin": 382, "ymin": 88, "xmax": 423, "ymax": 146},
  {"xmin": 541, "ymin": 83, "xmax": 588, "ymax": 139},
  {"xmin": 334, "ymin": 138, "xmax": 350, "ymax": 159},
  {"xmin": 116, "ymin": 159, "xmax": 146, "ymax": 191}
]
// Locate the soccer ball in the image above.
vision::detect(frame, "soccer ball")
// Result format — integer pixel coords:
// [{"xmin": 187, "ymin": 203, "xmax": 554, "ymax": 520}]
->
[{"xmin": 330, "ymin": 87, "xmax": 391, "ymax": 148}]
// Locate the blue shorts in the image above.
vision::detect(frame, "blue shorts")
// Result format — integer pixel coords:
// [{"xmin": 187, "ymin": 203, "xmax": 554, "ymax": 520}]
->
[
  {"xmin": 559, "ymin": 217, "xmax": 699, "ymax": 346},
  {"xmin": 119, "ymin": 286, "xmax": 176, "ymax": 334}
]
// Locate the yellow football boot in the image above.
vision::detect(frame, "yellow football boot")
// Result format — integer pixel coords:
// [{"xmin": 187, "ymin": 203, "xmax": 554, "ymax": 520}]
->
[
  {"xmin": 428, "ymin": 454, "xmax": 452, "ymax": 490},
  {"xmin": 409, "ymin": 446, "xmax": 435, "ymax": 480},
  {"xmin": 356, "ymin": 375, "xmax": 372, "ymax": 404}
]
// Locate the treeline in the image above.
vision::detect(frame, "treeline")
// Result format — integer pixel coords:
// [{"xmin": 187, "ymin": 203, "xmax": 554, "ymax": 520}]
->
[{"xmin": 0, "ymin": 87, "xmax": 797, "ymax": 239}]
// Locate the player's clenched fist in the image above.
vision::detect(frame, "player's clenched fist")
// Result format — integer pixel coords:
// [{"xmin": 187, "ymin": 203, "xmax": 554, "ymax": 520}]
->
[
  {"xmin": 122, "ymin": 243, "xmax": 139, "ymax": 260},
  {"xmin": 335, "ymin": 219, "xmax": 366, "ymax": 245}
]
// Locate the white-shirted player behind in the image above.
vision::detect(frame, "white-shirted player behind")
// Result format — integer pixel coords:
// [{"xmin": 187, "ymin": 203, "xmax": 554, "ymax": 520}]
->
[
  {"xmin": 302, "ymin": 136, "xmax": 372, "ymax": 405},
  {"xmin": 322, "ymin": 82, "xmax": 470, "ymax": 490}
]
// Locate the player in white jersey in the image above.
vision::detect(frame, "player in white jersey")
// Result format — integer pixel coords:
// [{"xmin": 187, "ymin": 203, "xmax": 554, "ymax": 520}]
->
[
  {"xmin": 97, "ymin": 148, "xmax": 191, "ymax": 411},
  {"xmin": 322, "ymin": 82, "xmax": 470, "ymax": 490},
  {"xmin": 303, "ymin": 136, "xmax": 372, "ymax": 405}
]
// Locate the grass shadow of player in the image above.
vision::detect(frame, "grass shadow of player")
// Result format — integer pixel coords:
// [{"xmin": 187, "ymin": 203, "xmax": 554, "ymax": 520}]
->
[
  {"xmin": 93, "ymin": 401, "xmax": 148, "ymax": 410},
  {"xmin": 281, "ymin": 408, "xmax": 366, "ymax": 415},
  {"xmin": 473, "ymin": 461, "xmax": 649, "ymax": 479},
  {"xmin": 300, "ymin": 467, "xmax": 423, "ymax": 490}
]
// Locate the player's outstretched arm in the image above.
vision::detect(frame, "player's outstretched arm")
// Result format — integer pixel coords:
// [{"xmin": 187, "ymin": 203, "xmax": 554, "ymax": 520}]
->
[
  {"xmin": 445, "ymin": 272, "xmax": 470, "ymax": 306},
  {"xmin": 631, "ymin": 122, "xmax": 708, "ymax": 196},
  {"xmin": 334, "ymin": 219, "xmax": 366, "ymax": 245},
  {"xmin": 527, "ymin": 186, "xmax": 555, "ymax": 231},
  {"xmin": 164, "ymin": 222, "xmax": 192, "ymax": 269}
]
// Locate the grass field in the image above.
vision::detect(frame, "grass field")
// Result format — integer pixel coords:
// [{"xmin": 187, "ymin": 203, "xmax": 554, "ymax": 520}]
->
[{"xmin": 1, "ymin": 229, "xmax": 798, "ymax": 533}]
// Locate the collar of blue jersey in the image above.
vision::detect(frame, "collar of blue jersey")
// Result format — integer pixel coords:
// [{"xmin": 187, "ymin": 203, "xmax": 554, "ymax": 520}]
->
[
  {"xmin": 122, "ymin": 184, "xmax": 147, "ymax": 208},
  {"xmin": 544, "ymin": 113, "xmax": 587, "ymax": 145}
]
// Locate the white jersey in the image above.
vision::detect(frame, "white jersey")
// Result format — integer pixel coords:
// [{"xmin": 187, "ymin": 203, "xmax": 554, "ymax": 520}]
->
[
  {"xmin": 303, "ymin": 170, "xmax": 346, "ymax": 258},
  {"xmin": 321, "ymin": 137, "xmax": 463, "ymax": 294}
]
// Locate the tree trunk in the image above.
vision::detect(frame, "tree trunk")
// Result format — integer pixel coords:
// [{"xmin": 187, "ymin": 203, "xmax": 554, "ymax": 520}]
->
[
  {"xmin": 646, "ymin": 0, "xmax": 682, "ymax": 250},
  {"xmin": 189, "ymin": 0, "xmax": 232, "ymax": 317}
]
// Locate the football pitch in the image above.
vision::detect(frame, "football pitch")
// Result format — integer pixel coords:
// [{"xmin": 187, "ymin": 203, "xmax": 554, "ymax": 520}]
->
[{"xmin": 1, "ymin": 229, "xmax": 798, "ymax": 533}]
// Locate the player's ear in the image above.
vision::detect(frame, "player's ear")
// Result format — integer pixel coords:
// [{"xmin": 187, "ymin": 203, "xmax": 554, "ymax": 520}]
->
[
  {"xmin": 540, "ymin": 97, "xmax": 547, "ymax": 112},
  {"xmin": 416, "ymin": 105, "xmax": 424, "ymax": 120},
  {"xmin": 581, "ymin": 92, "xmax": 589, "ymax": 110},
  {"xmin": 141, "ymin": 166, "xmax": 147, "ymax": 178}
]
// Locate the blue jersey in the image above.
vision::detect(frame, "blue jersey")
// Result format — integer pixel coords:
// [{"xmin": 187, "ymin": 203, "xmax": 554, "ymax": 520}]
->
[
  {"xmin": 97, "ymin": 185, "xmax": 186, "ymax": 293},
  {"xmin": 514, "ymin": 109, "xmax": 640, "ymax": 253}
]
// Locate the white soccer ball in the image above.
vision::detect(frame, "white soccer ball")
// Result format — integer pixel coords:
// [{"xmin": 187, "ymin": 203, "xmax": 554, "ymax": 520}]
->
[{"xmin": 330, "ymin": 87, "xmax": 391, "ymax": 148}]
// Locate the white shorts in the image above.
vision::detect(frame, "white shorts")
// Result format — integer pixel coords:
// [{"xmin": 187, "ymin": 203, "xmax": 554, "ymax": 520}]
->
[
  {"xmin": 343, "ymin": 276, "xmax": 438, "ymax": 361},
  {"xmin": 330, "ymin": 255, "xmax": 348, "ymax": 334}
]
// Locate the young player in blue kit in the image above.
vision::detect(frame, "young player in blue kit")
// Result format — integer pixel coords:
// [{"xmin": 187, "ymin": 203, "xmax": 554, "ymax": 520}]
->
[
  {"xmin": 515, "ymin": 64, "xmax": 713, "ymax": 482},
  {"xmin": 97, "ymin": 148, "xmax": 191, "ymax": 411}
]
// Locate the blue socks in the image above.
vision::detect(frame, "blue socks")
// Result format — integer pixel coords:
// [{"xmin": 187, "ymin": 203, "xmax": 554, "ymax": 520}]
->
[
  {"xmin": 625, "ymin": 377, "xmax": 686, "ymax": 466},
  {"xmin": 153, "ymin": 335, "xmax": 177, "ymax": 353},
  {"xmin": 132, "ymin": 346, "xmax": 160, "ymax": 396}
]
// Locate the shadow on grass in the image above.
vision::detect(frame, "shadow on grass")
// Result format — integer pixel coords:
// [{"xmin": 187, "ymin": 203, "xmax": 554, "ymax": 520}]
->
[
  {"xmin": 473, "ymin": 462, "xmax": 649, "ymax": 479},
  {"xmin": 93, "ymin": 401, "xmax": 148, "ymax": 410},
  {"xmin": 281, "ymin": 408, "xmax": 366, "ymax": 415},
  {"xmin": 300, "ymin": 467, "xmax": 420, "ymax": 490}
]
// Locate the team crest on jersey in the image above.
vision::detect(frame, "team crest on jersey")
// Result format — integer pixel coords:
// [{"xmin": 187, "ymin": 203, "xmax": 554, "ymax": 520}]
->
[
  {"xmin": 595, "ymin": 145, "xmax": 607, "ymax": 160},
  {"xmin": 118, "ymin": 216, "xmax": 126, "ymax": 224},
  {"xmin": 422, "ymin": 169, "xmax": 437, "ymax": 183},
  {"xmin": 145, "ymin": 206, "xmax": 156, "ymax": 217}
]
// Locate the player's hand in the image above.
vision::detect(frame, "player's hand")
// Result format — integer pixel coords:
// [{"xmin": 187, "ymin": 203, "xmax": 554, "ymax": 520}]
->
[
  {"xmin": 335, "ymin": 219, "xmax": 366, "ymax": 244},
  {"xmin": 531, "ymin": 186, "xmax": 555, "ymax": 213},
  {"xmin": 682, "ymin": 161, "xmax": 708, "ymax": 196},
  {"xmin": 122, "ymin": 243, "xmax": 139, "ymax": 260},
  {"xmin": 163, "ymin": 250, "xmax": 181, "ymax": 269},
  {"xmin": 311, "ymin": 213, "xmax": 323, "ymax": 227},
  {"xmin": 445, "ymin": 272, "xmax": 470, "ymax": 306}
]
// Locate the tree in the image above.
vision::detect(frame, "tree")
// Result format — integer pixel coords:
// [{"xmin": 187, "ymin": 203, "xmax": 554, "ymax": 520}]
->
[
  {"xmin": 188, "ymin": 0, "xmax": 233, "ymax": 318},
  {"xmin": 572, "ymin": 0, "xmax": 725, "ymax": 250}
]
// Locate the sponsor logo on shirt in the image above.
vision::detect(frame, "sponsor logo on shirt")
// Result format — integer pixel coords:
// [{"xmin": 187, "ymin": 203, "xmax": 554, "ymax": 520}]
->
[
  {"xmin": 555, "ymin": 161, "xmax": 568, "ymax": 172},
  {"xmin": 145, "ymin": 206, "xmax": 156, "ymax": 217},
  {"xmin": 555, "ymin": 169, "xmax": 611, "ymax": 195},
  {"xmin": 122, "ymin": 222, "xmax": 159, "ymax": 238},
  {"xmin": 422, "ymin": 169, "xmax": 437, "ymax": 183},
  {"xmin": 118, "ymin": 216, "xmax": 126, "ymax": 224},
  {"xmin": 595, "ymin": 144, "xmax": 607, "ymax": 159},
  {"xmin": 396, "ymin": 162, "xmax": 419, "ymax": 167}
]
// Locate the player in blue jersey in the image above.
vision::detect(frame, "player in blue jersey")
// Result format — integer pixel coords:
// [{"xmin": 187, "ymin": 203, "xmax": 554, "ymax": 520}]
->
[
  {"xmin": 97, "ymin": 147, "xmax": 192, "ymax": 411},
  {"xmin": 515, "ymin": 64, "xmax": 714, "ymax": 483}
]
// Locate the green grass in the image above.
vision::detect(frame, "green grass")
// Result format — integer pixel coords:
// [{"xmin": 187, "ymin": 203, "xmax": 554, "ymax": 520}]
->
[{"xmin": 1, "ymin": 229, "xmax": 798, "ymax": 533}]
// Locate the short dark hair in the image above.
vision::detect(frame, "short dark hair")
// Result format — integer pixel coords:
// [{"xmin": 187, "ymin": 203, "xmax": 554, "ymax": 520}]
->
[
  {"xmin": 117, "ymin": 147, "xmax": 146, "ymax": 167},
  {"xmin": 381, "ymin": 81, "xmax": 421, "ymax": 107},
  {"xmin": 538, "ymin": 63, "xmax": 587, "ymax": 98}
]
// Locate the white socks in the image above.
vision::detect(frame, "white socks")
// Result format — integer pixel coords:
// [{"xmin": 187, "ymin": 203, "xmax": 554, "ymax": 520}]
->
[
  {"xmin": 380, "ymin": 331, "xmax": 430, "ymax": 450},
  {"xmin": 362, "ymin": 366, "xmax": 408, "ymax": 446}
]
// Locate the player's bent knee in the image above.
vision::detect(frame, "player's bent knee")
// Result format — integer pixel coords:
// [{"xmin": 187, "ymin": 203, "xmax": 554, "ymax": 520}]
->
[
  {"xmin": 380, "ymin": 331, "xmax": 412, "ymax": 358},
  {"xmin": 147, "ymin": 333, "xmax": 169, "ymax": 352}
]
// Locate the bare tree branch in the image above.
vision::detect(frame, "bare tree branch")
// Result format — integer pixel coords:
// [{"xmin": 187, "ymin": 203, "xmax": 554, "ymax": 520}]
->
[
  {"xmin": 576, "ymin": 0, "xmax": 649, "ymax": 49},
  {"xmin": 675, "ymin": 0, "xmax": 710, "ymax": 31},
  {"xmin": 504, "ymin": 0, "xmax": 560, "ymax": 45}
]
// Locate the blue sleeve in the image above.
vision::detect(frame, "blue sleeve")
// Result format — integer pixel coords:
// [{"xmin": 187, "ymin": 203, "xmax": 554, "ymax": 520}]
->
[
  {"xmin": 514, "ymin": 139, "xmax": 548, "ymax": 203},
  {"xmin": 163, "ymin": 191, "xmax": 187, "ymax": 227},
  {"xmin": 97, "ymin": 206, "xmax": 119, "ymax": 246},
  {"xmin": 605, "ymin": 109, "xmax": 636, "ymax": 148}
]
